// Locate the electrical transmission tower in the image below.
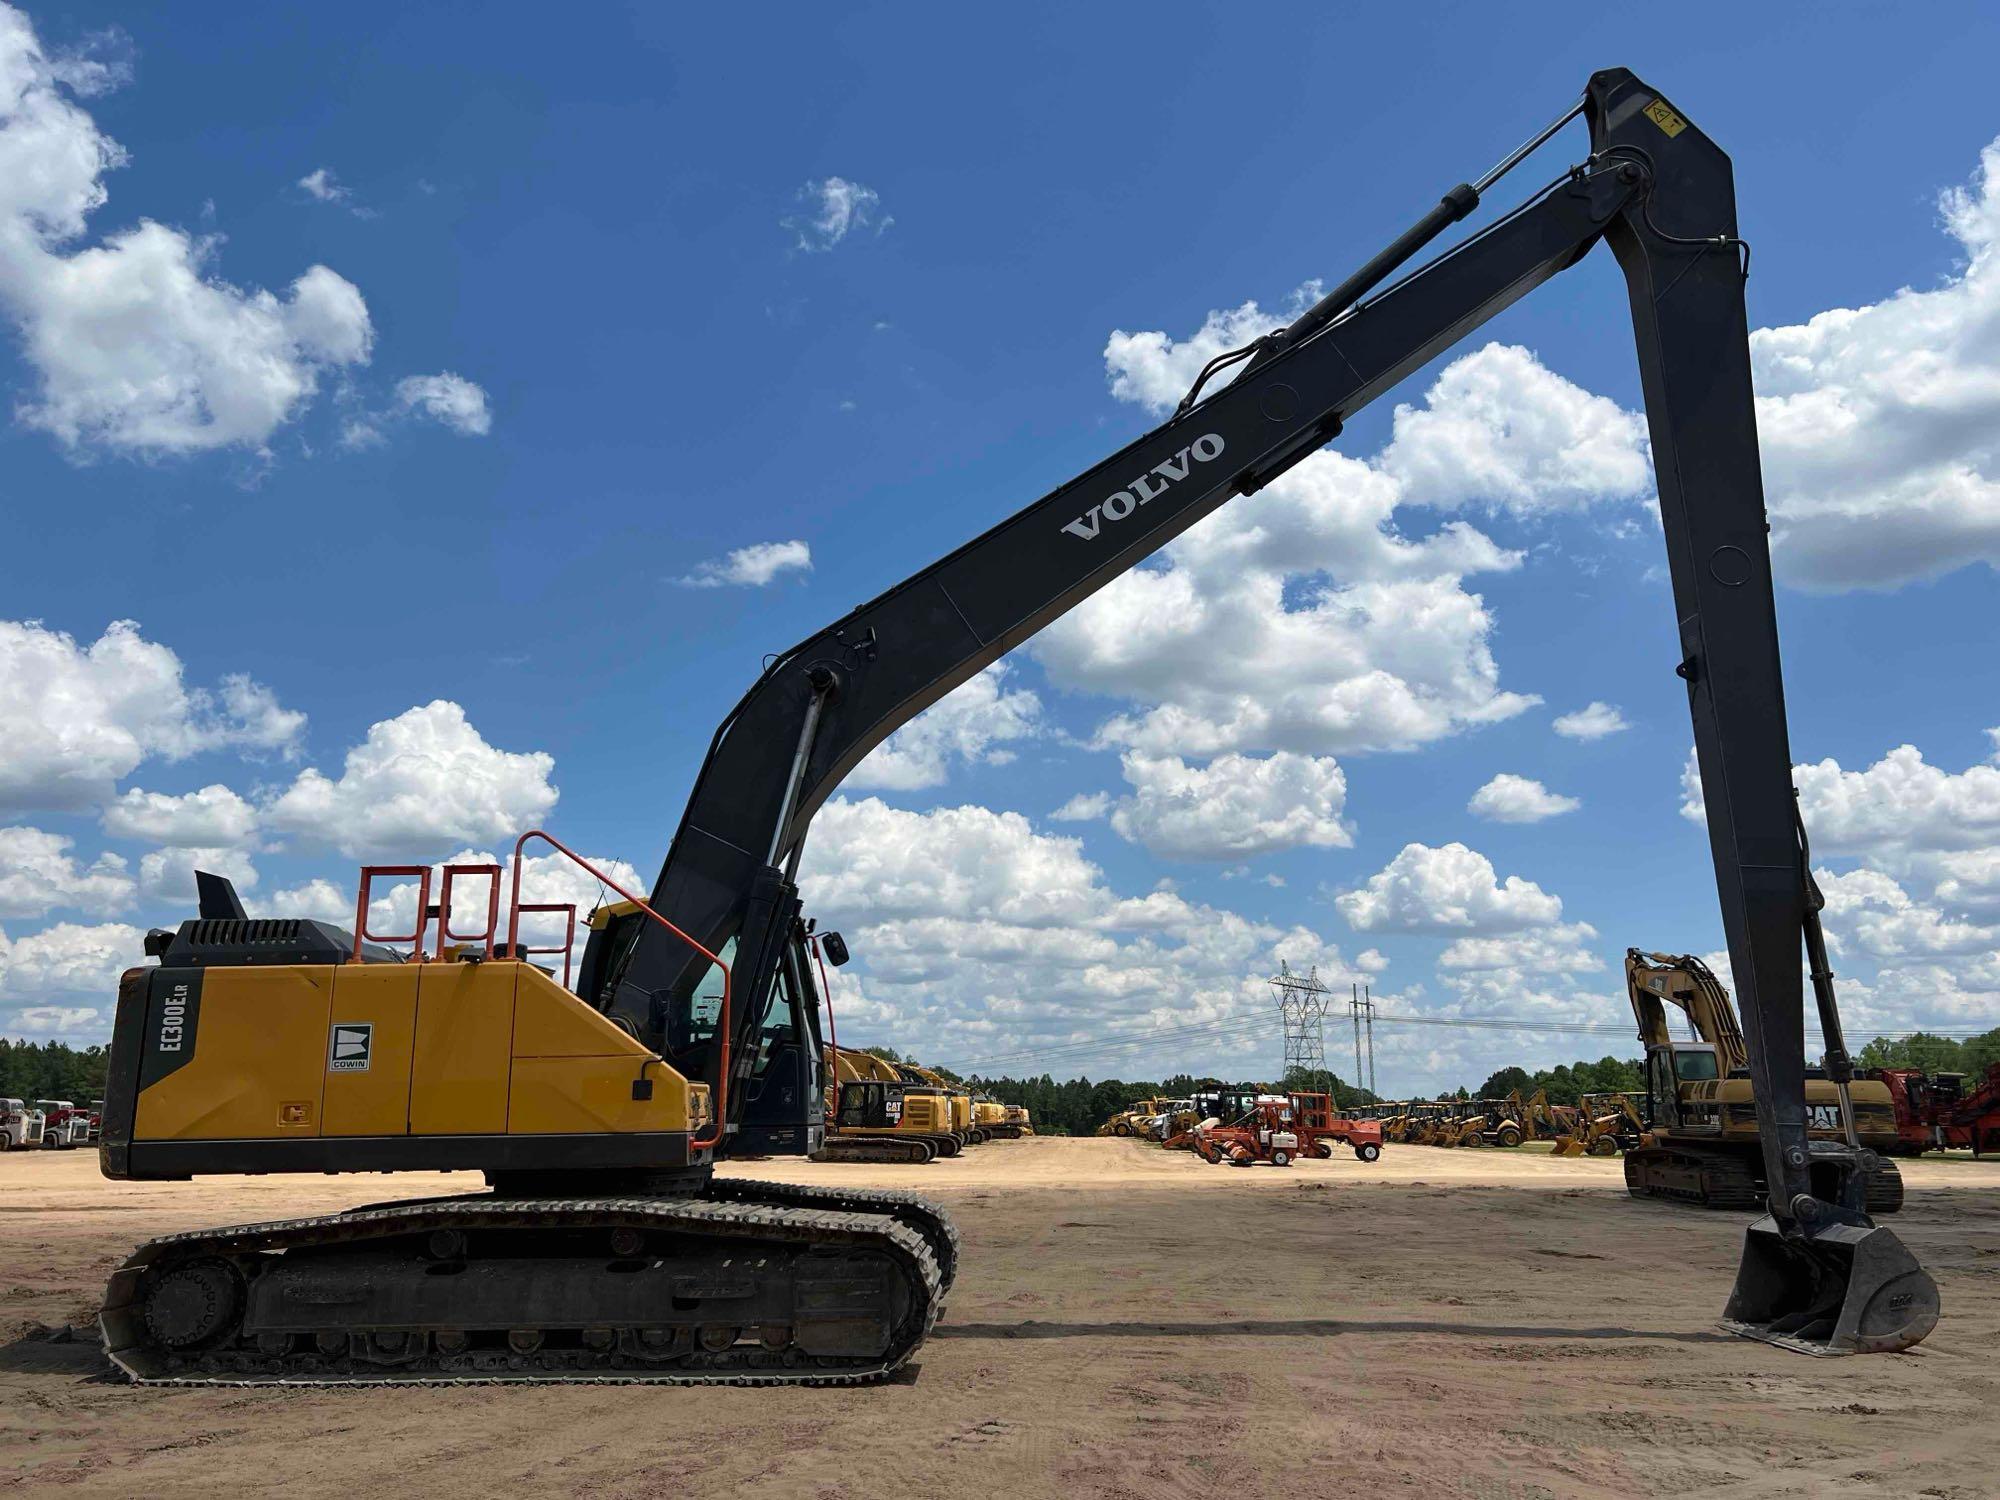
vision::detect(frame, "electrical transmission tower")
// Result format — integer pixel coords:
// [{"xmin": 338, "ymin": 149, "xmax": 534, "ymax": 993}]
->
[
  {"xmin": 1269, "ymin": 960, "xmax": 1333, "ymax": 1096},
  {"xmin": 1351, "ymin": 982, "xmax": 1377, "ymax": 1100}
]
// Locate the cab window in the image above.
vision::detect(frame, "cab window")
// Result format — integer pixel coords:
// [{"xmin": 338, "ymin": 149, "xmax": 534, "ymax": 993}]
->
[{"xmin": 1674, "ymin": 1050, "xmax": 1720, "ymax": 1082}]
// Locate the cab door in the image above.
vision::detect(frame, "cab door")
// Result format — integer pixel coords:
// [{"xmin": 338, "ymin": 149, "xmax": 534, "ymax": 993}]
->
[{"xmin": 1647, "ymin": 1049, "xmax": 1680, "ymax": 1132}]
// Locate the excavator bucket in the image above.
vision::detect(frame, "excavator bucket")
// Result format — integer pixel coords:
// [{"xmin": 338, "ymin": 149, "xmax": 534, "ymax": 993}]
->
[{"xmin": 1722, "ymin": 1216, "xmax": 1939, "ymax": 1356}]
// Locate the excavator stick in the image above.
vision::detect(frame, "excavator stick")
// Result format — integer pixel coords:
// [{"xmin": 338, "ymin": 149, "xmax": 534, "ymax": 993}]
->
[{"xmin": 1725, "ymin": 1215, "xmax": 1939, "ymax": 1356}]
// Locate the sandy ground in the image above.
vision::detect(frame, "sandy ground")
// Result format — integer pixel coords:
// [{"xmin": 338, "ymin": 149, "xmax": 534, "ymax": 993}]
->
[{"xmin": 1, "ymin": 1137, "xmax": 1995, "ymax": 1499}]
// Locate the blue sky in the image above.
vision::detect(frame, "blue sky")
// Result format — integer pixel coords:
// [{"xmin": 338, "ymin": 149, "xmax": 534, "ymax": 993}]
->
[{"xmin": 3, "ymin": 2, "xmax": 1999, "ymax": 1092}]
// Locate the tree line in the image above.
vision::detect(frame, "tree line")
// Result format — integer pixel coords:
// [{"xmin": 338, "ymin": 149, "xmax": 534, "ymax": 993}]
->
[
  {"xmin": 1471, "ymin": 1030, "xmax": 2000, "ymax": 1108},
  {"xmin": 0, "ymin": 1040, "xmax": 110, "ymax": 1103},
  {"xmin": 1855, "ymin": 1030, "xmax": 2000, "ymax": 1077}
]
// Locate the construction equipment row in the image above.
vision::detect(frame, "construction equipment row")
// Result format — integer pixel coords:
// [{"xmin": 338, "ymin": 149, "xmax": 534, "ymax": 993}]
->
[{"xmin": 813, "ymin": 1045, "xmax": 1032, "ymax": 1164}]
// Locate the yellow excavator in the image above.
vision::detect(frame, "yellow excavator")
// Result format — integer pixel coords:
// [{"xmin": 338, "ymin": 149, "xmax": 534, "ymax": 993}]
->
[
  {"xmin": 93, "ymin": 71, "xmax": 1937, "ymax": 1379},
  {"xmin": 1000, "ymin": 1103, "xmax": 1033, "ymax": 1137},
  {"xmin": 822, "ymin": 1047, "xmax": 963, "ymax": 1161},
  {"xmin": 1622, "ymin": 951, "xmax": 1904, "ymax": 1213},
  {"xmin": 891, "ymin": 1063, "xmax": 982, "ymax": 1144}
]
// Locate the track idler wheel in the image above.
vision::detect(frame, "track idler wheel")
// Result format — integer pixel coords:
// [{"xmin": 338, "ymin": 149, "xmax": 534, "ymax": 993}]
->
[
  {"xmin": 1722, "ymin": 1212, "xmax": 1940, "ymax": 1356},
  {"xmin": 141, "ymin": 1259, "xmax": 242, "ymax": 1351}
]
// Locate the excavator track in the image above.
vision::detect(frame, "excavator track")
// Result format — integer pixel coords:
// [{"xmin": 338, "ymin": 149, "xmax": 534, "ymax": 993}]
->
[
  {"xmin": 813, "ymin": 1137, "xmax": 936, "ymax": 1165},
  {"xmin": 101, "ymin": 1194, "xmax": 941, "ymax": 1387},
  {"xmin": 707, "ymin": 1177, "xmax": 960, "ymax": 1292},
  {"xmin": 1624, "ymin": 1146, "xmax": 1904, "ymax": 1214}
]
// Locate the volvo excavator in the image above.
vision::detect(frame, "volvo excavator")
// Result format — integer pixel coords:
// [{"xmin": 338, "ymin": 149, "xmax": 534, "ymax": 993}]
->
[
  {"xmin": 96, "ymin": 69, "xmax": 1937, "ymax": 1381},
  {"xmin": 1622, "ymin": 950, "xmax": 1906, "ymax": 1212}
]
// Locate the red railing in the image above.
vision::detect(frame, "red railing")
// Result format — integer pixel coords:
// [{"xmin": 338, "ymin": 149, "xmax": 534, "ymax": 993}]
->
[
  {"xmin": 436, "ymin": 863, "xmax": 501, "ymax": 960},
  {"xmin": 355, "ymin": 865, "xmax": 432, "ymax": 955},
  {"xmin": 350, "ymin": 835, "xmax": 730, "ymax": 1151},
  {"xmin": 510, "ymin": 902, "xmax": 579, "ymax": 988}
]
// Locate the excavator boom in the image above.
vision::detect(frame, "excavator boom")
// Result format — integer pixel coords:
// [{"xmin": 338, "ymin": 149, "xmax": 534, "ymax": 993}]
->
[{"xmin": 575, "ymin": 69, "xmax": 1937, "ymax": 1355}]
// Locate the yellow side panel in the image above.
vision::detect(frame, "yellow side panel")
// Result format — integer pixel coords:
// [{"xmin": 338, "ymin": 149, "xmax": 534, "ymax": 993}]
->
[
  {"xmin": 321, "ymin": 966, "xmax": 420, "ymax": 1136},
  {"xmin": 135, "ymin": 967, "xmax": 334, "ymax": 1141},
  {"xmin": 508, "ymin": 1056, "xmax": 696, "ymax": 1135},
  {"xmin": 410, "ymin": 962, "xmax": 517, "ymax": 1135},
  {"xmin": 508, "ymin": 964, "xmax": 695, "ymax": 1134},
  {"xmin": 510, "ymin": 963, "xmax": 652, "ymax": 1059}
]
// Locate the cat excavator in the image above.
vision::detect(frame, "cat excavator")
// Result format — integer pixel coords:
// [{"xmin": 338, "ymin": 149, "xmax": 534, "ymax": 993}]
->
[
  {"xmin": 97, "ymin": 69, "xmax": 1936, "ymax": 1381},
  {"xmin": 1622, "ymin": 951, "xmax": 1906, "ymax": 1213},
  {"xmin": 815, "ymin": 1046, "xmax": 962, "ymax": 1164}
]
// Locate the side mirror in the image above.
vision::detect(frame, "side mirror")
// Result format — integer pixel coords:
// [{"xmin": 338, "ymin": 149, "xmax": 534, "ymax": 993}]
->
[{"xmin": 821, "ymin": 932, "xmax": 850, "ymax": 967}]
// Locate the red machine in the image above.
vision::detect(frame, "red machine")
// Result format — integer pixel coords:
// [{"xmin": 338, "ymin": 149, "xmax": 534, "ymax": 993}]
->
[
  {"xmin": 1868, "ymin": 1065, "xmax": 2000, "ymax": 1157},
  {"xmin": 1937, "ymin": 1064, "xmax": 2000, "ymax": 1158},
  {"xmin": 1195, "ymin": 1093, "xmax": 1383, "ymax": 1166}
]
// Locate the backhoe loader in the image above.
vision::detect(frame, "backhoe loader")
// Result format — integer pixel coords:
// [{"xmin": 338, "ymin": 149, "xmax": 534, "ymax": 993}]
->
[
  {"xmin": 1099, "ymin": 1098, "xmax": 1174, "ymax": 1138},
  {"xmin": 1621, "ymin": 952, "xmax": 1905, "ymax": 1213},
  {"xmin": 1552, "ymin": 1093, "xmax": 1647, "ymax": 1157},
  {"xmin": 96, "ymin": 71, "xmax": 1934, "ymax": 1383}
]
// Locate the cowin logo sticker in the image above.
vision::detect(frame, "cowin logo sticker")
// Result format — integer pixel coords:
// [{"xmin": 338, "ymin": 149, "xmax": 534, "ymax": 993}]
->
[
  {"xmin": 328, "ymin": 1022, "xmax": 373, "ymax": 1073},
  {"xmin": 1061, "ymin": 432, "xmax": 1225, "ymax": 541}
]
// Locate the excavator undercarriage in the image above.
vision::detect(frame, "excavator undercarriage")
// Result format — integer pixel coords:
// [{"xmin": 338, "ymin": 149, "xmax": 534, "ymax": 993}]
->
[{"xmin": 103, "ymin": 1182, "xmax": 954, "ymax": 1386}]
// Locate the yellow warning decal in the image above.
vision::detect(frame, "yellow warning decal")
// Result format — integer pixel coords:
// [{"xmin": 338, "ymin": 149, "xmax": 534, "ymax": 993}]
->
[{"xmin": 1643, "ymin": 98, "xmax": 1688, "ymax": 138}]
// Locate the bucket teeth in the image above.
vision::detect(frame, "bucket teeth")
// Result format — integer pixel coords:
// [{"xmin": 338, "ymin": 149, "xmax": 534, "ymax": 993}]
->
[{"xmin": 1721, "ymin": 1215, "xmax": 1939, "ymax": 1356}]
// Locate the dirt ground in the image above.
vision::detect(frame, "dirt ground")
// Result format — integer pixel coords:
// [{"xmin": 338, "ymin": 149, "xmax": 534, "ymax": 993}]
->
[{"xmin": 1, "ymin": 1137, "xmax": 1994, "ymax": 1499}]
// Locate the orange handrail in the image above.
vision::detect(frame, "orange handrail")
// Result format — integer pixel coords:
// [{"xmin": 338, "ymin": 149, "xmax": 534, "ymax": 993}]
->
[
  {"xmin": 437, "ymin": 863, "xmax": 501, "ymax": 959},
  {"xmin": 354, "ymin": 865, "xmax": 432, "ymax": 960},
  {"xmin": 508, "ymin": 829, "xmax": 730, "ymax": 1151}
]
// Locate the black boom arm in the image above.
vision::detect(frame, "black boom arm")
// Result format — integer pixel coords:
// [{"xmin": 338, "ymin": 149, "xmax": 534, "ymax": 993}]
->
[{"xmin": 586, "ymin": 68, "xmax": 1937, "ymax": 1355}]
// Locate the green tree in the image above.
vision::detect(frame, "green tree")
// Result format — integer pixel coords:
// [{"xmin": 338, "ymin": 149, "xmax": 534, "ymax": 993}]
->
[{"xmin": 1478, "ymin": 1066, "xmax": 1533, "ymax": 1100}]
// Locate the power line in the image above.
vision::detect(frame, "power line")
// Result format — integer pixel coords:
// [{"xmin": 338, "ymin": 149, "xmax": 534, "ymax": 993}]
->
[{"xmin": 949, "ymin": 1006, "xmax": 1994, "ymax": 1077}]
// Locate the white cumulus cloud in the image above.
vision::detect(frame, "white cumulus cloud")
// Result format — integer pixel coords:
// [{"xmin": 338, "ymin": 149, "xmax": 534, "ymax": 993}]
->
[
  {"xmin": 137, "ymin": 844, "xmax": 258, "ymax": 904},
  {"xmin": 1467, "ymin": 773, "xmax": 1579, "ymax": 824},
  {"xmin": 394, "ymin": 372, "xmax": 491, "ymax": 436},
  {"xmin": 0, "ymin": 618, "xmax": 303, "ymax": 813},
  {"xmin": 0, "ymin": 6, "xmax": 375, "ymax": 454},
  {"xmin": 1335, "ymin": 841, "xmax": 1564, "ymax": 934},
  {"xmin": 677, "ymin": 539, "xmax": 813, "ymax": 589},
  {"xmin": 1049, "ymin": 791, "xmax": 1110, "ymax": 822},
  {"xmin": 0, "ymin": 826, "xmax": 131, "ymax": 917},
  {"xmin": 1108, "ymin": 750, "xmax": 1352, "ymax": 861},
  {"xmin": 1750, "ymin": 136, "xmax": 2000, "ymax": 588},
  {"xmin": 1552, "ymin": 702, "xmax": 1628, "ymax": 741},
  {"xmin": 101, "ymin": 783, "xmax": 258, "ymax": 846},
  {"xmin": 1379, "ymin": 344, "xmax": 1652, "ymax": 514},
  {"xmin": 263, "ymin": 700, "xmax": 558, "ymax": 860},
  {"xmin": 796, "ymin": 795, "xmax": 1352, "ymax": 1076},
  {"xmin": 0, "ymin": 918, "xmax": 143, "ymax": 999},
  {"xmin": 850, "ymin": 664, "xmax": 1041, "ymax": 791}
]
